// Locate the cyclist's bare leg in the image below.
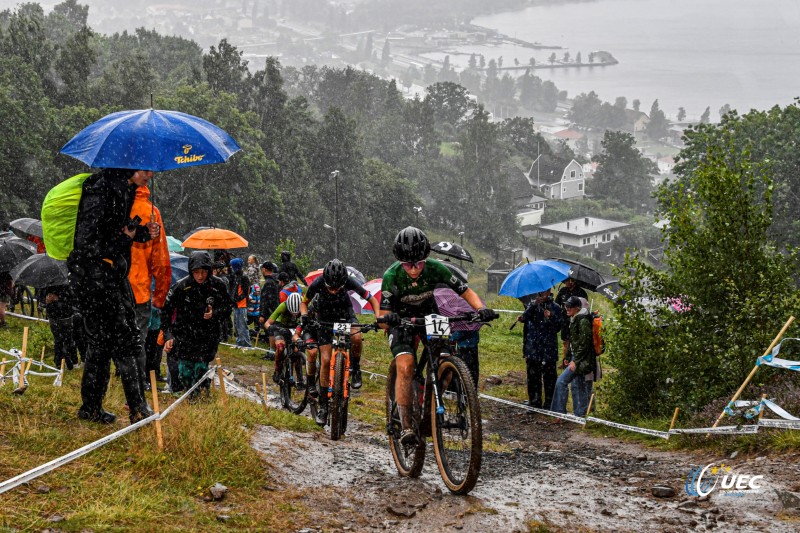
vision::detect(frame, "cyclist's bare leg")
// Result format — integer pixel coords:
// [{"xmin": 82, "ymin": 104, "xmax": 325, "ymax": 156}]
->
[
  {"xmin": 319, "ymin": 344, "xmax": 333, "ymax": 391},
  {"xmin": 351, "ymin": 332, "xmax": 363, "ymax": 365},
  {"xmin": 305, "ymin": 346, "xmax": 318, "ymax": 379},
  {"xmin": 273, "ymin": 340, "xmax": 285, "ymax": 379},
  {"xmin": 394, "ymin": 352, "xmax": 415, "ymax": 430}
]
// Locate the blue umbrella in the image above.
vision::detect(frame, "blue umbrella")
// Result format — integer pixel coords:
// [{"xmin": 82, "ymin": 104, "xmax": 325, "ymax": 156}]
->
[
  {"xmin": 60, "ymin": 109, "xmax": 241, "ymax": 171},
  {"xmin": 499, "ymin": 260, "xmax": 571, "ymax": 298},
  {"xmin": 170, "ymin": 252, "xmax": 189, "ymax": 285}
]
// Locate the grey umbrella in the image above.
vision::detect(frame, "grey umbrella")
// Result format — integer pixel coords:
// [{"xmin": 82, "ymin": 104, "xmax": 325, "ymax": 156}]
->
[
  {"xmin": 10, "ymin": 254, "xmax": 68, "ymax": 288},
  {"xmin": 9, "ymin": 218, "xmax": 44, "ymax": 239},
  {"xmin": 0, "ymin": 239, "xmax": 36, "ymax": 271}
]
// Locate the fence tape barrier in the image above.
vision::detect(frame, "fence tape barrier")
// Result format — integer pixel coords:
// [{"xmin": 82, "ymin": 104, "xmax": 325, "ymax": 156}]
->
[
  {"xmin": 0, "ymin": 412, "xmax": 158, "ymax": 495},
  {"xmin": 585, "ymin": 417, "xmax": 670, "ymax": 439},
  {"xmin": 669, "ymin": 425, "xmax": 760, "ymax": 435},
  {"xmin": 158, "ymin": 366, "xmax": 217, "ymax": 420},
  {"xmin": 219, "ymin": 342, "xmax": 271, "ymax": 354},
  {"xmin": 758, "ymin": 419, "xmax": 800, "ymax": 429},
  {"xmin": 6, "ymin": 312, "xmax": 49, "ymax": 323},
  {"xmin": 762, "ymin": 398, "xmax": 799, "ymax": 421},
  {"xmin": 478, "ymin": 393, "xmax": 587, "ymax": 425}
]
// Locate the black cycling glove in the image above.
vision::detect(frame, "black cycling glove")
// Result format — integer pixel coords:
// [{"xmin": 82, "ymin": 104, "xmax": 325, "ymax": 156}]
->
[
  {"xmin": 478, "ymin": 307, "xmax": 495, "ymax": 322},
  {"xmin": 382, "ymin": 312, "xmax": 400, "ymax": 326}
]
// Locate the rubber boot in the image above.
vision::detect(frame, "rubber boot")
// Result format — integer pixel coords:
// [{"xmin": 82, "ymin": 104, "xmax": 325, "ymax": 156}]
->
[{"xmin": 351, "ymin": 359, "xmax": 362, "ymax": 390}]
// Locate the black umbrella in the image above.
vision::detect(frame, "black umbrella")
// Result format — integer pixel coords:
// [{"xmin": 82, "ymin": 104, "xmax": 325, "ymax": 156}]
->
[
  {"xmin": 431, "ymin": 241, "xmax": 474, "ymax": 263},
  {"xmin": 596, "ymin": 279, "xmax": 623, "ymax": 304},
  {"xmin": 10, "ymin": 254, "xmax": 68, "ymax": 288},
  {"xmin": 9, "ymin": 218, "xmax": 44, "ymax": 239},
  {"xmin": 0, "ymin": 239, "xmax": 36, "ymax": 271},
  {"xmin": 548, "ymin": 257, "xmax": 605, "ymax": 291},
  {"xmin": 182, "ymin": 226, "xmax": 212, "ymax": 241},
  {"xmin": 439, "ymin": 258, "xmax": 469, "ymax": 283}
]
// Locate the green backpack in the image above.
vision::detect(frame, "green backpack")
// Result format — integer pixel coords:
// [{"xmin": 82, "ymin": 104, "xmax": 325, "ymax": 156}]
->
[{"xmin": 41, "ymin": 173, "xmax": 92, "ymax": 261}]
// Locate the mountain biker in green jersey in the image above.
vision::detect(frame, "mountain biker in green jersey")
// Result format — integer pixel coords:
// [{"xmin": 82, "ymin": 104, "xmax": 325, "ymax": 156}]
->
[
  {"xmin": 265, "ymin": 292, "xmax": 303, "ymax": 383},
  {"xmin": 378, "ymin": 227, "xmax": 493, "ymax": 445}
]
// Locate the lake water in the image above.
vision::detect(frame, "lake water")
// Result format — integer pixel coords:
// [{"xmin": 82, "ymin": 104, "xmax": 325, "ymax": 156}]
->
[{"xmin": 438, "ymin": 0, "xmax": 800, "ymax": 120}]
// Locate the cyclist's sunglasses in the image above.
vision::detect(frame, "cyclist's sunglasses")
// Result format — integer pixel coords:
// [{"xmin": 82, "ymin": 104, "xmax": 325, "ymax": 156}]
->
[
  {"xmin": 324, "ymin": 282, "xmax": 344, "ymax": 291},
  {"xmin": 401, "ymin": 260, "xmax": 425, "ymax": 271}
]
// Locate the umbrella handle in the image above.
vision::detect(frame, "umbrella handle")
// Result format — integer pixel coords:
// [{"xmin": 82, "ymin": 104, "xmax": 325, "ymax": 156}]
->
[{"xmin": 509, "ymin": 321, "xmax": 518, "ymax": 331}]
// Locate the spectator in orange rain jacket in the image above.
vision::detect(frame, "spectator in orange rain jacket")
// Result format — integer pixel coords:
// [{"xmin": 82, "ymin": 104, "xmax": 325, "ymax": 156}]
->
[{"xmin": 128, "ymin": 185, "xmax": 172, "ymax": 391}]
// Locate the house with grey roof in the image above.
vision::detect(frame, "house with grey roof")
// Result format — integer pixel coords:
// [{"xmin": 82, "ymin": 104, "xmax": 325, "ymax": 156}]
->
[
  {"xmin": 539, "ymin": 159, "xmax": 586, "ymax": 200},
  {"xmin": 537, "ymin": 216, "xmax": 630, "ymax": 259}
]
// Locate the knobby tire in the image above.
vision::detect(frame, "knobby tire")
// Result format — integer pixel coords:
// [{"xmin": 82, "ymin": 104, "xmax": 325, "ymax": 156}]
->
[
  {"xmin": 386, "ymin": 362, "xmax": 426, "ymax": 478},
  {"xmin": 329, "ymin": 350, "xmax": 346, "ymax": 441},
  {"xmin": 431, "ymin": 357, "xmax": 482, "ymax": 495}
]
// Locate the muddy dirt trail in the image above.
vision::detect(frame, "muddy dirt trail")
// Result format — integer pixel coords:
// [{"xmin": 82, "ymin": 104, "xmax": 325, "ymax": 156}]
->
[{"xmin": 241, "ymin": 377, "xmax": 798, "ymax": 532}]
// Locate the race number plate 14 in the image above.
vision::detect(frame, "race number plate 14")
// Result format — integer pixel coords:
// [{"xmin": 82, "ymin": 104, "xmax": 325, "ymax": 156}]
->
[
  {"xmin": 425, "ymin": 314, "xmax": 450, "ymax": 337},
  {"xmin": 333, "ymin": 322, "xmax": 351, "ymax": 335}
]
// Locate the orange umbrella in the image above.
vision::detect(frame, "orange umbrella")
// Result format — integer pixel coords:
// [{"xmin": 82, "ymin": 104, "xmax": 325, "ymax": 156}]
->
[{"xmin": 182, "ymin": 228, "xmax": 248, "ymax": 249}]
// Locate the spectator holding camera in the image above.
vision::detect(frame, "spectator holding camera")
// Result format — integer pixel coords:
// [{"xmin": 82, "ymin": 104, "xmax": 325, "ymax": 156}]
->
[{"xmin": 518, "ymin": 289, "xmax": 562, "ymax": 409}]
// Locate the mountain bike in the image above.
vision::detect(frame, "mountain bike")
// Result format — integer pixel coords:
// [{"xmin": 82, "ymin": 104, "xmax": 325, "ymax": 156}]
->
[
  {"xmin": 278, "ymin": 338, "xmax": 310, "ymax": 414},
  {"xmin": 313, "ymin": 320, "xmax": 379, "ymax": 441},
  {"xmin": 383, "ymin": 311, "xmax": 498, "ymax": 495},
  {"xmin": 10, "ymin": 283, "xmax": 35, "ymax": 317}
]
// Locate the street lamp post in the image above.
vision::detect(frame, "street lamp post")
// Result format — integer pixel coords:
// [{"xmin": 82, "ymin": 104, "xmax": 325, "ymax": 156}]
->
[
  {"xmin": 458, "ymin": 231, "xmax": 465, "ymax": 268},
  {"xmin": 413, "ymin": 206, "xmax": 422, "ymax": 225},
  {"xmin": 330, "ymin": 170, "xmax": 340, "ymax": 258},
  {"xmin": 323, "ymin": 224, "xmax": 338, "ymax": 258}
]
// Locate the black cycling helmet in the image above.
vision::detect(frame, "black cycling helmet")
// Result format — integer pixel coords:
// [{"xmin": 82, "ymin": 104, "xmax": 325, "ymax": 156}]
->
[
  {"xmin": 393, "ymin": 226, "xmax": 430, "ymax": 263},
  {"xmin": 323, "ymin": 259, "xmax": 348, "ymax": 288}
]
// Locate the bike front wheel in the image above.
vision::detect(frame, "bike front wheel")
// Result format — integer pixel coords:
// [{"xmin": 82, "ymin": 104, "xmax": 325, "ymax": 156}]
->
[
  {"xmin": 431, "ymin": 356, "xmax": 482, "ymax": 495},
  {"xmin": 329, "ymin": 350, "xmax": 348, "ymax": 441},
  {"xmin": 386, "ymin": 361, "xmax": 426, "ymax": 478},
  {"xmin": 280, "ymin": 352, "xmax": 308, "ymax": 414}
]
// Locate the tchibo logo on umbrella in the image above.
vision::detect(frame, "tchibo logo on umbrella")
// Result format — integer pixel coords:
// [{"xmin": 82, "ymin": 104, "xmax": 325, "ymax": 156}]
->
[{"xmin": 174, "ymin": 144, "xmax": 205, "ymax": 165}]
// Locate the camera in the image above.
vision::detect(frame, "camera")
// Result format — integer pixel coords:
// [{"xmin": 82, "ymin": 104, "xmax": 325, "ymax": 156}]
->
[{"xmin": 126, "ymin": 215, "xmax": 142, "ymax": 231}]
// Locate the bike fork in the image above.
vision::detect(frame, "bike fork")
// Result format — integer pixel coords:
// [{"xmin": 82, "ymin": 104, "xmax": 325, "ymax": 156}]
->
[{"xmin": 428, "ymin": 354, "xmax": 446, "ymax": 416}]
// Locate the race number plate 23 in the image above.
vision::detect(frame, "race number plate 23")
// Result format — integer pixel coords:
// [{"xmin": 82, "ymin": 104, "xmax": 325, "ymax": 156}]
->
[
  {"xmin": 425, "ymin": 314, "xmax": 450, "ymax": 337},
  {"xmin": 333, "ymin": 322, "xmax": 352, "ymax": 335}
]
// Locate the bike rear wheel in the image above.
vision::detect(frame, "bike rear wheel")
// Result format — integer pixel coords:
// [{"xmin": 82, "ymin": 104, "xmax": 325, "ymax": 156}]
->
[
  {"xmin": 280, "ymin": 352, "xmax": 308, "ymax": 414},
  {"xmin": 386, "ymin": 361, "xmax": 425, "ymax": 478},
  {"xmin": 329, "ymin": 350, "xmax": 347, "ymax": 440},
  {"xmin": 12, "ymin": 285, "xmax": 34, "ymax": 317},
  {"xmin": 431, "ymin": 357, "xmax": 482, "ymax": 495}
]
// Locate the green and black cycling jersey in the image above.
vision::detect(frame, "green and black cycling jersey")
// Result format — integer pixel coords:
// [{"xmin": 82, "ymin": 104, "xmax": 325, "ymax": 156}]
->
[
  {"xmin": 380, "ymin": 258, "xmax": 469, "ymax": 318},
  {"xmin": 268, "ymin": 300, "xmax": 300, "ymax": 329}
]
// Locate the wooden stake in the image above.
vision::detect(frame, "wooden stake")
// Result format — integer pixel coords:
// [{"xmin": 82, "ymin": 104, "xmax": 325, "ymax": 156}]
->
[
  {"xmin": 59, "ymin": 359, "xmax": 66, "ymax": 383},
  {"xmin": 21, "ymin": 327, "xmax": 29, "ymax": 361},
  {"xmin": 261, "ymin": 372, "xmax": 269, "ymax": 416},
  {"xmin": 0, "ymin": 359, "xmax": 6, "ymax": 385},
  {"xmin": 758, "ymin": 394, "xmax": 767, "ymax": 422},
  {"xmin": 149, "ymin": 370, "xmax": 164, "ymax": 450},
  {"xmin": 254, "ymin": 329, "xmax": 260, "ymax": 348},
  {"xmin": 215, "ymin": 357, "xmax": 228, "ymax": 408},
  {"xmin": 584, "ymin": 393, "xmax": 595, "ymax": 428},
  {"xmin": 669, "ymin": 407, "xmax": 680, "ymax": 432},
  {"xmin": 40, "ymin": 346, "xmax": 45, "ymax": 364},
  {"xmin": 711, "ymin": 315, "xmax": 795, "ymax": 430}
]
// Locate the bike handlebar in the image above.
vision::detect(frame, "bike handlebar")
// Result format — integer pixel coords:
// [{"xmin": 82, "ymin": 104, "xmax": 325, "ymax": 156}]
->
[{"xmin": 376, "ymin": 310, "xmax": 500, "ymax": 327}]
